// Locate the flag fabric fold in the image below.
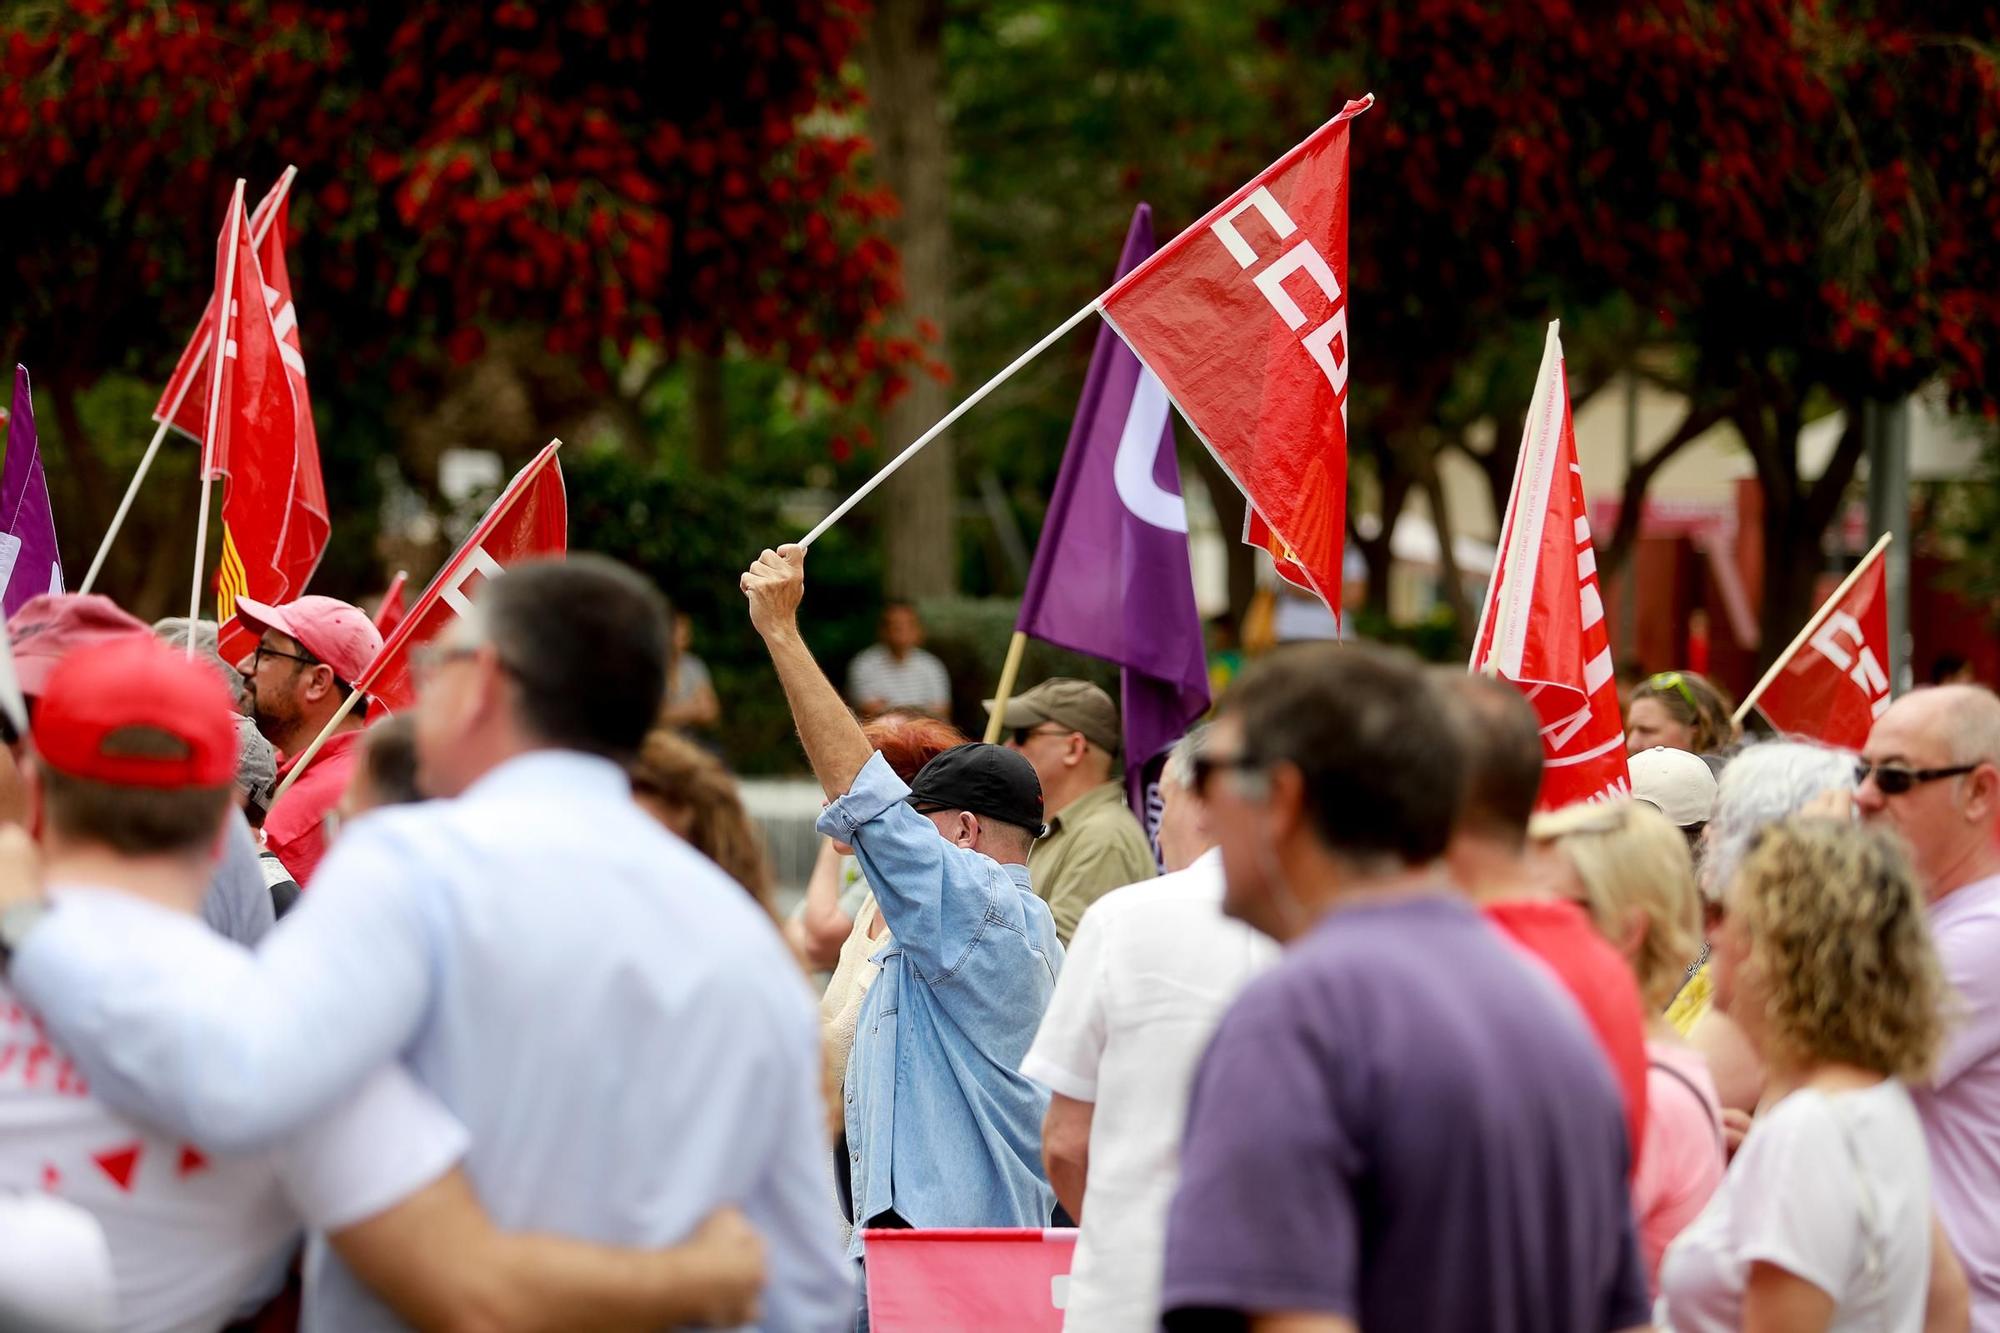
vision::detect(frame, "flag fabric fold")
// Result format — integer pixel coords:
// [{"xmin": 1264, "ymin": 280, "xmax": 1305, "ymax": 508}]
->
[
  {"xmin": 1098, "ymin": 96, "xmax": 1371, "ymax": 626},
  {"xmin": 1016, "ymin": 204, "xmax": 1212, "ymax": 837},
  {"xmin": 373, "ymin": 570, "xmax": 410, "ymax": 636},
  {"xmin": 1469, "ymin": 321, "xmax": 1630, "ymax": 810},
  {"xmin": 360, "ymin": 442, "xmax": 568, "ymax": 713},
  {"xmin": 1748, "ymin": 536, "xmax": 1892, "ymax": 748},
  {"xmin": 1, "ymin": 366, "xmax": 63, "ymax": 617},
  {"xmin": 188, "ymin": 172, "xmax": 329, "ymax": 663}
]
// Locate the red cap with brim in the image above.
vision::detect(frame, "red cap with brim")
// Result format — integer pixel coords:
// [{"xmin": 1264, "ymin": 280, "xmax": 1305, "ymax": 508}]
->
[
  {"xmin": 34, "ymin": 636, "xmax": 238, "ymax": 789},
  {"xmin": 7, "ymin": 594, "xmax": 151, "ymax": 698},
  {"xmin": 233, "ymin": 595, "xmax": 384, "ymax": 687}
]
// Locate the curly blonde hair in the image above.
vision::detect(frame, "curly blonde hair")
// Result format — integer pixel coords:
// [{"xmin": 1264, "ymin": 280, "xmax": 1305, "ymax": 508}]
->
[
  {"xmin": 1730, "ymin": 818, "xmax": 1946, "ymax": 1083},
  {"xmin": 1530, "ymin": 799, "xmax": 1702, "ymax": 1011}
]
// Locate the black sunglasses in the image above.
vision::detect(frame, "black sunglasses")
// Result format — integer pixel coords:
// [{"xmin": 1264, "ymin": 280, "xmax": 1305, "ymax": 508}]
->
[
  {"xmin": 1010, "ymin": 725, "xmax": 1071, "ymax": 747},
  {"xmin": 1190, "ymin": 753, "xmax": 1263, "ymax": 795},
  {"xmin": 1854, "ymin": 759, "xmax": 1978, "ymax": 796}
]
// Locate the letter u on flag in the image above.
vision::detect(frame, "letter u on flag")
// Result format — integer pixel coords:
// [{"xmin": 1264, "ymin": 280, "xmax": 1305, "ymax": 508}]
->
[
  {"xmin": 1098, "ymin": 97, "xmax": 1371, "ymax": 623},
  {"xmin": 359, "ymin": 441, "xmax": 568, "ymax": 714},
  {"xmin": 1016, "ymin": 204, "xmax": 1211, "ymax": 836},
  {"xmin": 1470, "ymin": 321, "xmax": 1630, "ymax": 810}
]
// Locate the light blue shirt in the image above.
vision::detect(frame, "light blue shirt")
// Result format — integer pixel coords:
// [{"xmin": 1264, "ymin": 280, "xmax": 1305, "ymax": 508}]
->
[
  {"xmin": 817, "ymin": 751, "xmax": 1063, "ymax": 1260},
  {"xmin": 15, "ymin": 750, "xmax": 852, "ymax": 1331}
]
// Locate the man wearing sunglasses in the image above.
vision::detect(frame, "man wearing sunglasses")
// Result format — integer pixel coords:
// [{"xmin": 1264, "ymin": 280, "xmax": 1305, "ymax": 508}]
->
[
  {"xmin": 232, "ymin": 595, "xmax": 383, "ymax": 886},
  {"xmin": 1857, "ymin": 684, "xmax": 2000, "ymax": 1330}
]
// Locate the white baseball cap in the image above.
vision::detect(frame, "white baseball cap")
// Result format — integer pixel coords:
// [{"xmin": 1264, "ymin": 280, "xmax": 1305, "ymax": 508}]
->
[{"xmin": 1628, "ymin": 745, "xmax": 1717, "ymax": 827}]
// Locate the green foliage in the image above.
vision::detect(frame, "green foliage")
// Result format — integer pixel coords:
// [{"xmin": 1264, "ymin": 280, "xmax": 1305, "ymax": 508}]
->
[{"xmin": 913, "ymin": 597, "xmax": 1119, "ymax": 739}]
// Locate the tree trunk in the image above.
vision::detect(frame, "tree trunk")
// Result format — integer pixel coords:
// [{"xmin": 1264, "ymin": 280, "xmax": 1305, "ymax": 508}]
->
[
  {"xmin": 688, "ymin": 346, "xmax": 727, "ymax": 472},
  {"xmin": 1420, "ymin": 454, "xmax": 1473, "ymax": 639},
  {"xmin": 1355, "ymin": 472, "xmax": 1412, "ymax": 618},
  {"xmin": 862, "ymin": 0, "xmax": 958, "ymax": 599}
]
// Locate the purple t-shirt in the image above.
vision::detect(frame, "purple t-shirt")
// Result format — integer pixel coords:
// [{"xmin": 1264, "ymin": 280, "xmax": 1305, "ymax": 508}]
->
[{"xmin": 1160, "ymin": 892, "xmax": 1649, "ymax": 1333}]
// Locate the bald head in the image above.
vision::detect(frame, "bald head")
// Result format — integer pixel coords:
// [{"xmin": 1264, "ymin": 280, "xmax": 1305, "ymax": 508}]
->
[{"xmin": 1858, "ymin": 683, "xmax": 2000, "ymax": 899}]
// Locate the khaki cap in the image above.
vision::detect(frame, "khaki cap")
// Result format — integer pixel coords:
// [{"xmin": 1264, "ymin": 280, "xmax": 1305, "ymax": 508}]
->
[{"xmin": 984, "ymin": 677, "xmax": 1121, "ymax": 754}]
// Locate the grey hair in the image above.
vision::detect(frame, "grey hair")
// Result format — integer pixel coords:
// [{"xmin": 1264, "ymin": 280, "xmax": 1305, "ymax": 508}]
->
[
  {"xmin": 153, "ymin": 617, "xmax": 248, "ymax": 710},
  {"xmin": 233, "ymin": 715, "xmax": 278, "ymax": 812},
  {"xmin": 1163, "ymin": 722, "xmax": 1211, "ymax": 792},
  {"xmin": 1701, "ymin": 740, "xmax": 1857, "ymax": 901}
]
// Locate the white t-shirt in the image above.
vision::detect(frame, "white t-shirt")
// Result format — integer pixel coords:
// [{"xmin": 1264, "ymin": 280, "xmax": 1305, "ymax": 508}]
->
[
  {"xmin": 0, "ymin": 1192, "xmax": 115, "ymax": 1332},
  {"xmin": 0, "ymin": 889, "xmax": 469, "ymax": 1333},
  {"xmin": 1020, "ymin": 850, "xmax": 1278, "ymax": 1333},
  {"xmin": 1658, "ymin": 1079, "xmax": 1933, "ymax": 1333}
]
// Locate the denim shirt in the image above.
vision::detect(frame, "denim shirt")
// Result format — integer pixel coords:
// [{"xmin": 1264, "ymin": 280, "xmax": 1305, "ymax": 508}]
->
[{"xmin": 817, "ymin": 752, "xmax": 1065, "ymax": 1259}]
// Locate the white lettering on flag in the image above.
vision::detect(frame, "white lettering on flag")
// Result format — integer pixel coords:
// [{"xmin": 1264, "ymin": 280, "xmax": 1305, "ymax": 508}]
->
[
  {"xmin": 1583, "ymin": 646, "xmax": 1614, "ymax": 695},
  {"xmin": 1112, "ymin": 369, "xmax": 1189, "ymax": 534},
  {"xmin": 1253, "ymin": 241, "xmax": 1344, "ymax": 330},
  {"xmin": 1579, "ymin": 582, "xmax": 1604, "ymax": 630},
  {"xmin": 1210, "ymin": 187, "xmax": 1297, "ymax": 268},
  {"xmin": 439, "ymin": 545, "xmax": 507, "ymax": 616}
]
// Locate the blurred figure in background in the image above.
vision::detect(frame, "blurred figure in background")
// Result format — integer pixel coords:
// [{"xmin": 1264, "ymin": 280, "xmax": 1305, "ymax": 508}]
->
[
  {"xmin": 1532, "ymin": 799, "xmax": 1722, "ymax": 1290},
  {"xmin": 1658, "ymin": 818, "xmax": 1961, "ymax": 1332},
  {"xmin": 660, "ymin": 613, "xmax": 721, "ymax": 735},
  {"xmin": 630, "ymin": 726, "xmax": 775, "ymax": 918},
  {"xmin": 1625, "ymin": 670, "xmax": 1739, "ymax": 759},
  {"xmin": 845, "ymin": 601, "xmax": 950, "ymax": 720}
]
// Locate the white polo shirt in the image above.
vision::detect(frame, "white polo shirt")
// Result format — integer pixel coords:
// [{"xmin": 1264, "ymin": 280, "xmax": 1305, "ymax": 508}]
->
[
  {"xmin": 2, "ymin": 888, "xmax": 467, "ymax": 1333},
  {"xmin": 1021, "ymin": 850, "xmax": 1277, "ymax": 1333}
]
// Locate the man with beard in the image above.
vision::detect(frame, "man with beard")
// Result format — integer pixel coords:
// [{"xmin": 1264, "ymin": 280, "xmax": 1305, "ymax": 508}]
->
[{"xmin": 232, "ymin": 596, "xmax": 383, "ymax": 886}]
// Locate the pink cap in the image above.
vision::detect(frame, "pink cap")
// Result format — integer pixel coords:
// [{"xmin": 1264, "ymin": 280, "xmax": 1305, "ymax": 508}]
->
[
  {"xmin": 233, "ymin": 595, "xmax": 384, "ymax": 687},
  {"xmin": 8, "ymin": 594, "xmax": 151, "ymax": 698}
]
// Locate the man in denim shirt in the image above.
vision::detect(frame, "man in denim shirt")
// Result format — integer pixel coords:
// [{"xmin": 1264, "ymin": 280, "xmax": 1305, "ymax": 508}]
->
[{"xmin": 744, "ymin": 546, "xmax": 1064, "ymax": 1271}]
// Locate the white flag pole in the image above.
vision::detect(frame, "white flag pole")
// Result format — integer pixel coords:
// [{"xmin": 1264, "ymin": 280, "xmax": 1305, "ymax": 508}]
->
[
  {"xmin": 1469, "ymin": 319, "xmax": 1563, "ymax": 675},
  {"xmin": 798, "ymin": 298, "xmax": 1103, "ymax": 549},
  {"xmin": 83, "ymin": 166, "xmax": 297, "ymax": 597},
  {"xmin": 186, "ymin": 180, "xmax": 247, "ymax": 660},
  {"xmin": 1733, "ymin": 530, "xmax": 1893, "ymax": 726}
]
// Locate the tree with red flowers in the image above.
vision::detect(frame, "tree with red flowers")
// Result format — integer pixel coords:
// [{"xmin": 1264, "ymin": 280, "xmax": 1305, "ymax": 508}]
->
[{"xmin": 0, "ymin": 0, "xmax": 919, "ymax": 606}]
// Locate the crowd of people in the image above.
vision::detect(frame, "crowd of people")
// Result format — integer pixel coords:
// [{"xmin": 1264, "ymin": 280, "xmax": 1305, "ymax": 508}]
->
[{"xmin": 0, "ymin": 540, "xmax": 1995, "ymax": 1333}]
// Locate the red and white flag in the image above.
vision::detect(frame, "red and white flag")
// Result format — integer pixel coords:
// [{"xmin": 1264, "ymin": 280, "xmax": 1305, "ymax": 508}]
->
[
  {"xmin": 359, "ymin": 442, "xmax": 567, "ymax": 713},
  {"xmin": 1099, "ymin": 96, "xmax": 1372, "ymax": 623},
  {"xmin": 1743, "ymin": 534, "xmax": 1892, "ymax": 749},
  {"xmin": 190, "ymin": 177, "xmax": 331, "ymax": 663},
  {"xmin": 372, "ymin": 570, "xmax": 409, "ymax": 636},
  {"xmin": 1470, "ymin": 321, "xmax": 1630, "ymax": 810}
]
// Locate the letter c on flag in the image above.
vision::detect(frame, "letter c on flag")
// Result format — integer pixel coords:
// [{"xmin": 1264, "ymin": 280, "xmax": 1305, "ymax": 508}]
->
[{"xmin": 1114, "ymin": 370, "xmax": 1189, "ymax": 534}]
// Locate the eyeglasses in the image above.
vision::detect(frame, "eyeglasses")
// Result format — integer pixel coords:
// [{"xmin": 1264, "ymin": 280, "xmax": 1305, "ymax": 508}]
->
[
  {"xmin": 411, "ymin": 643, "xmax": 481, "ymax": 688},
  {"xmin": 1190, "ymin": 752, "xmax": 1263, "ymax": 796},
  {"xmin": 1646, "ymin": 671, "xmax": 1702, "ymax": 715},
  {"xmin": 1010, "ymin": 725, "xmax": 1072, "ymax": 747},
  {"xmin": 1854, "ymin": 759, "xmax": 1978, "ymax": 796},
  {"xmin": 252, "ymin": 643, "xmax": 320, "ymax": 673}
]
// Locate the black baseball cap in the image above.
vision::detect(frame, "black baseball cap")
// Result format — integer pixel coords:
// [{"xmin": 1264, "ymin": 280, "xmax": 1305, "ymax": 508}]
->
[{"xmin": 906, "ymin": 742, "xmax": 1047, "ymax": 838}]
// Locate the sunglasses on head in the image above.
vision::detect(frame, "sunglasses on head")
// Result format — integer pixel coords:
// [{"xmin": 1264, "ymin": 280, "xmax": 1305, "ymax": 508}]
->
[
  {"xmin": 1646, "ymin": 671, "xmax": 1702, "ymax": 715},
  {"xmin": 1855, "ymin": 758, "xmax": 1978, "ymax": 796}
]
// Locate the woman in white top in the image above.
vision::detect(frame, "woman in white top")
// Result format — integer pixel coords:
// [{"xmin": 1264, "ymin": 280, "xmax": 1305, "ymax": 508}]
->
[{"xmin": 1658, "ymin": 817, "xmax": 1963, "ymax": 1332}]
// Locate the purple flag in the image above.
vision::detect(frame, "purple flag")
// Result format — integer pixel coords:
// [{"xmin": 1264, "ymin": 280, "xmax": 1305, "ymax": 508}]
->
[
  {"xmin": 1016, "ymin": 204, "xmax": 1211, "ymax": 850},
  {"xmin": 2, "ymin": 367, "xmax": 64, "ymax": 617}
]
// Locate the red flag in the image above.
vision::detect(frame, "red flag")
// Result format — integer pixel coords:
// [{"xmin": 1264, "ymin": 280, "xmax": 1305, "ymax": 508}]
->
[
  {"xmin": 1470, "ymin": 322, "xmax": 1630, "ymax": 810},
  {"xmin": 1746, "ymin": 535, "xmax": 1892, "ymax": 748},
  {"xmin": 372, "ymin": 570, "xmax": 409, "ymax": 636},
  {"xmin": 194, "ymin": 181, "xmax": 330, "ymax": 664},
  {"xmin": 1099, "ymin": 96, "xmax": 1371, "ymax": 622},
  {"xmin": 156, "ymin": 170, "xmax": 299, "ymax": 441},
  {"xmin": 1244, "ymin": 508, "xmax": 1315, "ymax": 593},
  {"xmin": 359, "ymin": 442, "xmax": 567, "ymax": 713},
  {"xmin": 863, "ymin": 1229, "xmax": 1074, "ymax": 1333}
]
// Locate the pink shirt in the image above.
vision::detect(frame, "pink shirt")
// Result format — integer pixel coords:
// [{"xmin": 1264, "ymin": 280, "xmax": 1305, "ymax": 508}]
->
[
  {"xmin": 1915, "ymin": 871, "xmax": 2000, "ymax": 1331},
  {"xmin": 263, "ymin": 729, "xmax": 363, "ymax": 887},
  {"xmin": 1635, "ymin": 1039, "xmax": 1725, "ymax": 1291}
]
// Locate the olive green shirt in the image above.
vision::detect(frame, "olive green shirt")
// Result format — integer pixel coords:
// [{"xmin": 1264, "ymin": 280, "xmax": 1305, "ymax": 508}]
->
[{"xmin": 1027, "ymin": 781, "xmax": 1157, "ymax": 944}]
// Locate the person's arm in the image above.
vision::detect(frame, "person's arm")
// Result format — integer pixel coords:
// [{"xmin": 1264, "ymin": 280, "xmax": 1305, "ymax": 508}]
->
[
  {"xmin": 1742, "ymin": 1260, "xmax": 1835, "ymax": 1333},
  {"xmin": 8, "ymin": 822, "xmax": 436, "ymax": 1151},
  {"xmin": 1042, "ymin": 1093, "xmax": 1093, "ymax": 1223},
  {"xmin": 330, "ymin": 1173, "xmax": 762, "ymax": 1333},
  {"xmin": 743, "ymin": 546, "xmax": 871, "ymax": 798},
  {"xmin": 1247, "ymin": 1317, "xmax": 1357, "ymax": 1333},
  {"xmin": 1926, "ymin": 1211, "xmax": 1971, "ymax": 1333},
  {"xmin": 796, "ymin": 839, "xmax": 857, "ymax": 970}
]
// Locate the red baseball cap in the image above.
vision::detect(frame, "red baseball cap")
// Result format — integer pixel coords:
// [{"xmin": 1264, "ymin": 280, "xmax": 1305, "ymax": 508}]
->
[
  {"xmin": 33, "ymin": 636, "xmax": 238, "ymax": 789},
  {"xmin": 8, "ymin": 594, "xmax": 151, "ymax": 698},
  {"xmin": 233, "ymin": 595, "xmax": 383, "ymax": 687}
]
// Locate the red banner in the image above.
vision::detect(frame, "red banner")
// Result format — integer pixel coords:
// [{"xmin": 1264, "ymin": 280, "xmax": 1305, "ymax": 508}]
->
[
  {"xmin": 359, "ymin": 442, "xmax": 567, "ymax": 713},
  {"xmin": 1470, "ymin": 322, "xmax": 1629, "ymax": 810},
  {"xmin": 372, "ymin": 570, "xmax": 409, "ymax": 636},
  {"xmin": 1099, "ymin": 97, "xmax": 1372, "ymax": 621},
  {"xmin": 1751, "ymin": 538, "xmax": 1891, "ymax": 749},
  {"xmin": 192, "ymin": 179, "xmax": 330, "ymax": 664},
  {"xmin": 863, "ymin": 1228, "xmax": 1075, "ymax": 1333}
]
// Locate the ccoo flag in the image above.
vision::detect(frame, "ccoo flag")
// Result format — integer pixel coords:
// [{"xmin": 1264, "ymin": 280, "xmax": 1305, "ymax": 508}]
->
[
  {"xmin": 1098, "ymin": 96, "xmax": 1371, "ymax": 625},
  {"xmin": 1744, "ymin": 534, "xmax": 1892, "ymax": 749},
  {"xmin": 187, "ymin": 174, "xmax": 329, "ymax": 663},
  {"xmin": 0, "ymin": 367, "xmax": 63, "ymax": 617},
  {"xmin": 1016, "ymin": 204, "xmax": 1211, "ymax": 842},
  {"xmin": 1470, "ymin": 321, "xmax": 1630, "ymax": 810},
  {"xmin": 360, "ymin": 441, "xmax": 568, "ymax": 714}
]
